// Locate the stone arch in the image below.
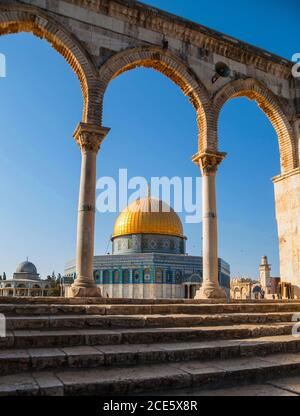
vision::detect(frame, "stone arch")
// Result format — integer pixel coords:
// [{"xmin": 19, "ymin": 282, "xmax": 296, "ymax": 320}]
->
[
  {"xmin": 241, "ymin": 286, "xmax": 248, "ymax": 300},
  {"xmin": 233, "ymin": 287, "xmax": 241, "ymax": 299},
  {"xmin": 187, "ymin": 273, "xmax": 201, "ymax": 284},
  {"xmin": 0, "ymin": 4, "xmax": 98, "ymax": 123},
  {"xmin": 213, "ymin": 78, "xmax": 297, "ymax": 173},
  {"xmin": 98, "ymin": 46, "xmax": 213, "ymax": 151}
]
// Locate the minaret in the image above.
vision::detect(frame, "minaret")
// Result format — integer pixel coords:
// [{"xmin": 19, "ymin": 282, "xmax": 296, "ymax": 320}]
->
[{"xmin": 259, "ymin": 256, "xmax": 272, "ymax": 293}]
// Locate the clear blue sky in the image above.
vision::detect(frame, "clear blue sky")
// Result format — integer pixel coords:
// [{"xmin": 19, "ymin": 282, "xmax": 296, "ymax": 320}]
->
[{"xmin": 0, "ymin": 0, "xmax": 298, "ymax": 278}]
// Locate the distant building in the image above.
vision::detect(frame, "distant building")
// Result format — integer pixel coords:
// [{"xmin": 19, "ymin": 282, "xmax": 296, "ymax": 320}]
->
[
  {"xmin": 231, "ymin": 256, "xmax": 280, "ymax": 300},
  {"xmin": 230, "ymin": 278, "xmax": 263, "ymax": 300},
  {"xmin": 64, "ymin": 196, "xmax": 230, "ymax": 299},
  {"xmin": 0, "ymin": 260, "xmax": 50, "ymax": 297}
]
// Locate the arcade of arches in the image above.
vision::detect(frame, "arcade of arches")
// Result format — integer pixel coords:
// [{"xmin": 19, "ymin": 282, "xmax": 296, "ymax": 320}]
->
[{"xmin": 1, "ymin": 0, "xmax": 299, "ymax": 298}]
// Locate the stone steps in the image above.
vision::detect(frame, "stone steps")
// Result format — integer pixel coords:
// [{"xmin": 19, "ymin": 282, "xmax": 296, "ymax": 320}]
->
[
  {"xmin": 2, "ymin": 352, "xmax": 300, "ymax": 396},
  {"xmin": 1, "ymin": 335, "xmax": 300, "ymax": 377},
  {"xmin": 5, "ymin": 312, "xmax": 295, "ymax": 330},
  {"xmin": 1, "ymin": 302, "xmax": 300, "ymax": 316},
  {"xmin": 151, "ymin": 377, "xmax": 300, "ymax": 396},
  {"xmin": 1, "ymin": 297, "xmax": 299, "ymax": 305},
  {"xmin": 1, "ymin": 299, "xmax": 300, "ymax": 395},
  {"xmin": 0, "ymin": 323, "xmax": 294, "ymax": 350}
]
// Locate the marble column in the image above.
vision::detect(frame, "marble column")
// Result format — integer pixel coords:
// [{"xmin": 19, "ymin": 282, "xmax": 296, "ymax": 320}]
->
[
  {"xmin": 71, "ymin": 122, "xmax": 110, "ymax": 298},
  {"xmin": 192, "ymin": 151, "xmax": 227, "ymax": 299}
]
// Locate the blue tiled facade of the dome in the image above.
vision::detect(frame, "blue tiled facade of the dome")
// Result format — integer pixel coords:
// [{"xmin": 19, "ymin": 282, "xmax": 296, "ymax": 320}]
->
[{"xmin": 64, "ymin": 253, "xmax": 230, "ymax": 299}]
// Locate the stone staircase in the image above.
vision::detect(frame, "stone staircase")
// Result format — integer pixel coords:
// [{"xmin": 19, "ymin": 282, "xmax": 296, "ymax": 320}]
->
[{"xmin": 1, "ymin": 297, "xmax": 300, "ymax": 396}]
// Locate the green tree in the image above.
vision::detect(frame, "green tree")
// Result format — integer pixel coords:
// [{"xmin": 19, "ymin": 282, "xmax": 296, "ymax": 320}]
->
[{"xmin": 47, "ymin": 278, "xmax": 61, "ymax": 297}]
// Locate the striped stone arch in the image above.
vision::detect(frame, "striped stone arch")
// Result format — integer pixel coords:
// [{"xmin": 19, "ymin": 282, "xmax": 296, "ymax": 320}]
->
[
  {"xmin": 0, "ymin": 4, "xmax": 99, "ymax": 123},
  {"xmin": 98, "ymin": 46, "xmax": 213, "ymax": 152},
  {"xmin": 213, "ymin": 78, "xmax": 297, "ymax": 173}
]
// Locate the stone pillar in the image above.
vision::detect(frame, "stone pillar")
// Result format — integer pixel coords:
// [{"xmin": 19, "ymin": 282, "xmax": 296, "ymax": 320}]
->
[
  {"xmin": 71, "ymin": 122, "xmax": 110, "ymax": 298},
  {"xmin": 273, "ymin": 168, "xmax": 300, "ymax": 298},
  {"xmin": 192, "ymin": 151, "xmax": 227, "ymax": 299}
]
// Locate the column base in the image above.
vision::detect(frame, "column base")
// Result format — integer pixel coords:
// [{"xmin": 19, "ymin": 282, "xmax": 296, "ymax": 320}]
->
[
  {"xmin": 70, "ymin": 282, "xmax": 102, "ymax": 298},
  {"xmin": 194, "ymin": 285, "xmax": 227, "ymax": 300}
]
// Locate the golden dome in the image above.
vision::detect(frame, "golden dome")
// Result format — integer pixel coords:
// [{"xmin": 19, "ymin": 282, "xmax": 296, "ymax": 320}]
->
[{"xmin": 112, "ymin": 197, "xmax": 185, "ymax": 239}]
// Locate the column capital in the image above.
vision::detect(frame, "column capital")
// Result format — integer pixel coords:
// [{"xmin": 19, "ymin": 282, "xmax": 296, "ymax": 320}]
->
[
  {"xmin": 74, "ymin": 122, "xmax": 110, "ymax": 153},
  {"xmin": 192, "ymin": 151, "xmax": 227, "ymax": 175}
]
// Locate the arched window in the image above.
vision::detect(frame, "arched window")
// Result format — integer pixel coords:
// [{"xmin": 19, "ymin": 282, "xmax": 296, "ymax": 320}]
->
[
  {"xmin": 103, "ymin": 270, "xmax": 110, "ymax": 284},
  {"xmin": 155, "ymin": 268, "xmax": 163, "ymax": 284},
  {"xmin": 128, "ymin": 239, "xmax": 133, "ymax": 249},
  {"xmin": 113, "ymin": 270, "xmax": 120, "ymax": 284},
  {"xmin": 175, "ymin": 271, "xmax": 182, "ymax": 284},
  {"xmin": 144, "ymin": 268, "xmax": 151, "ymax": 283},
  {"xmin": 123, "ymin": 269, "xmax": 130, "ymax": 284},
  {"xmin": 93, "ymin": 270, "xmax": 101, "ymax": 282},
  {"xmin": 133, "ymin": 270, "xmax": 141, "ymax": 284},
  {"xmin": 166, "ymin": 270, "xmax": 173, "ymax": 284},
  {"xmin": 180, "ymin": 240, "xmax": 184, "ymax": 253}
]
